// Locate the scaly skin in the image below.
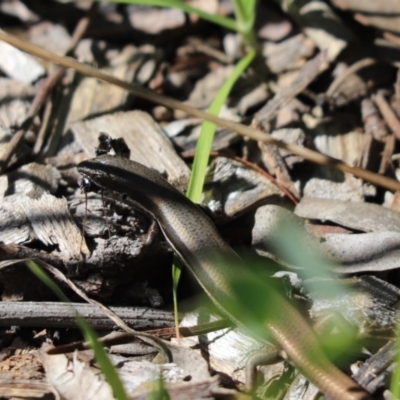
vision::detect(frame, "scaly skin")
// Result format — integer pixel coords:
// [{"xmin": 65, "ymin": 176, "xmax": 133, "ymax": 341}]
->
[{"xmin": 78, "ymin": 155, "xmax": 371, "ymax": 400}]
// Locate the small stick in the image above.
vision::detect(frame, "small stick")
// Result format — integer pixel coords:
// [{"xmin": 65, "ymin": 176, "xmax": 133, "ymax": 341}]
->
[
  {"xmin": 373, "ymin": 90, "xmax": 400, "ymax": 140},
  {"xmin": 0, "ymin": 32, "xmax": 400, "ymax": 191}
]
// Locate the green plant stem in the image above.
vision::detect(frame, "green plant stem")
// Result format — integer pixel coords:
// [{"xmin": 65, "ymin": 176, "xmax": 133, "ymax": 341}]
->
[
  {"xmin": 186, "ymin": 48, "xmax": 256, "ymax": 202},
  {"xmin": 171, "ymin": 49, "xmax": 256, "ymax": 334},
  {"xmin": 231, "ymin": 0, "xmax": 257, "ymax": 48},
  {"xmin": 172, "ymin": 261, "xmax": 181, "ymax": 339}
]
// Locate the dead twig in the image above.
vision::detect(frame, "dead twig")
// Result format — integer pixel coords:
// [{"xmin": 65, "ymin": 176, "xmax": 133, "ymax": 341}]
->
[
  {"xmin": 0, "ymin": 32, "xmax": 399, "ymax": 191},
  {"xmin": 0, "ymin": 258, "xmax": 173, "ymax": 361},
  {"xmin": 0, "ymin": 301, "xmax": 175, "ymax": 330},
  {"xmin": 373, "ymin": 90, "xmax": 400, "ymax": 140}
]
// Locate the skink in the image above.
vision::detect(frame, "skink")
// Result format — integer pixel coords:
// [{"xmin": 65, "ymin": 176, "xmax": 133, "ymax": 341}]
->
[{"xmin": 78, "ymin": 155, "xmax": 370, "ymax": 400}]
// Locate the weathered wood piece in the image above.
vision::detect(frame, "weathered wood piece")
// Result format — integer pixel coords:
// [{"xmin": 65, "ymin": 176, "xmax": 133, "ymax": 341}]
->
[
  {"xmin": 275, "ymin": 0, "xmax": 355, "ymax": 60},
  {"xmin": 70, "ymin": 110, "xmax": 190, "ymax": 191},
  {"xmin": 309, "ymin": 275, "xmax": 400, "ymax": 329},
  {"xmin": 302, "ymin": 127, "xmax": 375, "ymax": 200},
  {"xmin": 254, "ymin": 51, "xmax": 328, "ymax": 130},
  {"xmin": 203, "ymin": 156, "xmax": 283, "ymax": 219},
  {"xmin": 253, "ymin": 204, "xmax": 400, "ymax": 273},
  {"xmin": 0, "ymin": 301, "xmax": 175, "ymax": 330},
  {"xmin": 0, "ymin": 196, "xmax": 32, "ymax": 245},
  {"xmin": 19, "ymin": 193, "xmax": 89, "ymax": 262},
  {"xmin": 0, "ymin": 38, "xmax": 44, "ymax": 83},
  {"xmin": 295, "ymin": 197, "xmax": 400, "ymax": 233},
  {"xmin": 0, "ymin": 99, "xmax": 32, "ymax": 166},
  {"xmin": 262, "ymin": 33, "xmax": 315, "ymax": 74},
  {"xmin": 0, "ymin": 162, "xmax": 60, "ymax": 199},
  {"xmin": 69, "ymin": 190, "xmax": 172, "ymax": 301},
  {"xmin": 0, "ymin": 161, "xmax": 88, "ymax": 264},
  {"xmin": 0, "ymin": 78, "xmax": 35, "ymax": 101},
  {"xmin": 0, "ymin": 378, "xmax": 53, "ymax": 399},
  {"xmin": 177, "ymin": 309, "xmax": 266, "ymax": 385},
  {"xmin": 352, "ymin": 340, "xmax": 396, "ymax": 394}
]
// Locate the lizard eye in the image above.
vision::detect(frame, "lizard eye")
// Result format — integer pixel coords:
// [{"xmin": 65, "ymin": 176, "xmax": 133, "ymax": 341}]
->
[{"xmin": 80, "ymin": 177, "xmax": 99, "ymax": 193}]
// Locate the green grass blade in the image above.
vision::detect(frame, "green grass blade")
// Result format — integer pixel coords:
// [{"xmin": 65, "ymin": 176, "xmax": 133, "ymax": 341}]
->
[
  {"xmin": 172, "ymin": 262, "xmax": 181, "ymax": 336},
  {"xmin": 103, "ymin": 0, "xmax": 238, "ymax": 32},
  {"xmin": 186, "ymin": 48, "xmax": 256, "ymax": 203},
  {"xmin": 231, "ymin": 0, "xmax": 256, "ymax": 28},
  {"xmin": 231, "ymin": 0, "xmax": 257, "ymax": 47},
  {"xmin": 174, "ymin": 50, "xmax": 255, "ymax": 339},
  {"xmin": 146, "ymin": 374, "xmax": 170, "ymax": 400},
  {"xmin": 26, "ymin": 261, "xmax": 129, "ymax": 400}
]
